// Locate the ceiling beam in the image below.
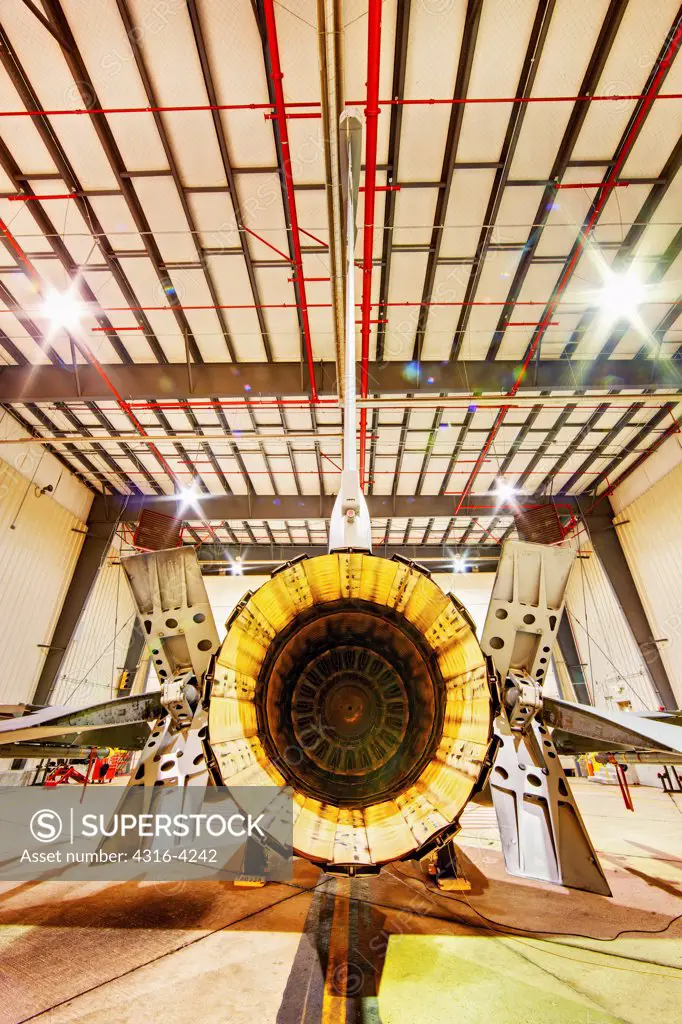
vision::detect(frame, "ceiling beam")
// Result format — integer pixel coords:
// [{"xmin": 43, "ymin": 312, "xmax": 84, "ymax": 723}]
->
[
  {"xmin": 1, "ymin": 359, "xmax": 679, "ymax": 404},
  {"xmin": 186, "ymin": 0, "xmax": 274, "ymax": 362},
  {"xmin": 412, "ymin": 0, "xmax": 483, "ymax": 363},
  {"xmin": 449, "ymin": 0, "xmax": 555, "ymax": 360},
  {"xmin": 485, "ymin": 0, "xmax": 629, "ymax": 362},
  {"xmin": 42, "ymin": 0, "xmax": 204, "ymax": 364},
  {"xmin": 194, "ymin": 543, "xmax": 503, "ymax": 573},
  {"xmin": 103, "ymin": 493, "xmax": 577, "ymax": 524}
]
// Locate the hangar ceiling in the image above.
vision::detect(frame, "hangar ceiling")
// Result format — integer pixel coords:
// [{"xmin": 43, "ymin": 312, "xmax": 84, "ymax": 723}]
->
[{"xmin": 0, "ymin": 0, "xmax": 681, "ymax": 560}]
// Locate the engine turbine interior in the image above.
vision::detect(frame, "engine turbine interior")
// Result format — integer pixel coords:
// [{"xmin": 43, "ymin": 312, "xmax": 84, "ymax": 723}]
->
[{"xmin": 208, "ymin": 552, "xmax": 494, "ymax": 873}]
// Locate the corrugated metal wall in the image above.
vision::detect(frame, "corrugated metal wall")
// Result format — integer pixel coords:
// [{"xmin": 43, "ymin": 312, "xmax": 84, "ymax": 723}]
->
[
  {"xmin": 564, "ymin": 531, "xmax": 659, "ymax": 711},
  {"xmin": 0, "ymin": 456, "xmax": 85, "ymax": 704},
  {"xmin": 614, "ymin": 461, "xmax": 682, "ymax": 707},
  {"xmin": 51, "ymin": 535, "xmax": 137, "ymax": 707}
]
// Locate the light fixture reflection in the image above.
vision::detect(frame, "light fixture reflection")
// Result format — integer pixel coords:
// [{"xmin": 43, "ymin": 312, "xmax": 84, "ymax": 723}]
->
[
  {"xmin": 176, "ymin": 482, "xmax": 202, "ymax": 516},
  {"xmin": 41, "ymin": 286, "xmax": 84, "ymax": 333},
  {"xmin": 231, "ymin": 558, "xmax": 244, "ymax": 576},
  {"xmin": 451, "ymin": 555, "xmax": 468, "ymax": 573},
  {"xmin": 495, "ymin": 479, "xmax": 516, "ymax": 504},
  {"xmin": 598, "ymin": 268, "xmax": 644, "ymax": 321}
]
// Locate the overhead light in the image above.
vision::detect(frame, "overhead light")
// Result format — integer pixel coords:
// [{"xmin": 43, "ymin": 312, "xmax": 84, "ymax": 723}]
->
[
  {"xmin": 598, "ymin": 268, "xmax": 644, "ymax": 321},
  {"xmin": 176, "ymin": 481, "xmax": 202, "ymax": 515},
  {"xmin": 231, "ymin": 558, "xmax": 243, "ymax": 576},
  {"xmin": 495, "ymin": 479, "xmax": 516, "ymax": 504},
  {"xmin": 41, "ymin": 286, "xmax": 84, "ymax": 333},
  {"xmin": 451, "ymin": 555, "xmax": 468, "ymax": 573}
]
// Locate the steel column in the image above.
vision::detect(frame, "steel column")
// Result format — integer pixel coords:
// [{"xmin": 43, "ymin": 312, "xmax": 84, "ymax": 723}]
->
[
  {"xmin": 117, "ymin": 621, "xmax": 147, "ymax": 697},
  {"xmin": 584, "ymin": 508, "xmax": 677, "ymax": 710},
  {"xmin": 32, "ymin": 494, "xmax": 127, "ymax": 706},
  {"xmin": 556, "ymin": 609, "xmax": 592, "ymax": 704}
]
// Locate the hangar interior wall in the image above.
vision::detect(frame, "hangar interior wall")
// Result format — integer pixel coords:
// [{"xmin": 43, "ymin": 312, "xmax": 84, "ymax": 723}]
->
[
  {"xmin": 0, "ymin": 448, "xmax": 90, "ymax": 706},
  {"xmin": 563, "ymin": 530, "xmax": 660, "ymax": 712},
  {"xmin": 610, "ymin": 448, "xmax": 682, "ymax": 709},
  {"xmin": 50, "ymin": 534, "xmax": 137, "ymax": 707}
]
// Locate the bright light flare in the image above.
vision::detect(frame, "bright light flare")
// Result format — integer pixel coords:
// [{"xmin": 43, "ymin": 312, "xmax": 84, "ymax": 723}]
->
[
  {"xmin": 41, "ymin": 286, "xmax": 84, "ymax": 333},
  {"xmin": 598, "ymin": 268, "xmax": 645, "ymax": 321},
  {"xmin": 495, "ymin": 479, "xmax": 516, "ymax": 504},
  {"xmin": 451, "ymin": 555, "xmax": 468, "ymax": 573},
  {"xmin": 176, "ymin": 481, "xmax": 202, "ymax": 515},
  {"xmin": 231, "ymin": 558, "xmax": 243, "ymax": 576}
]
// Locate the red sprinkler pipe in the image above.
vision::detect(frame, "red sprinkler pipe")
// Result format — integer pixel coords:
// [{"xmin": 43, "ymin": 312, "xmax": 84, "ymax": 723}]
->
[
  {"xmin": 0, "ymin": 217, "xmax": 38, "ymax": 280},
  {"xmin": 243, "ymin": 226, "xmax": 293, "ymax": 264},
  {"xmin": 8, "ymin": 193, "xmax": 80, "ymax": 201},
  {"xmin": 0, "ymin": 300, "xmax": 583, "ymax": 315},
  {"xmin": 262, "ymin": 0, "xmax": 318, "ymax": 403},
  {"xmin": 2, "ymin": 94, "xmax": 679, "ymax": 119},
  {"xmin": 454, "ymin": 20, "xmax": 682, "ymax": 512},
  {"xmin": 553, "ymin": 181, "xmax": 630, "ymax": 190},
  {"xmin": 358, "ymin": 0, "xmax": 383, "ymax": 491}
]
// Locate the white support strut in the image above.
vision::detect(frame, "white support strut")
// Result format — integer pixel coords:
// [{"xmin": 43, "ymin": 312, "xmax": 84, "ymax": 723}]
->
[{"xmin": 329, "ymin": 113, "xmax": 372, "ymax": 554}]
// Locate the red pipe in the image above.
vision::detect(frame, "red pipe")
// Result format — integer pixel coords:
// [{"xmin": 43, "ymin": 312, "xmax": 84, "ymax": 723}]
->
[
  {"xmin": 0, "ymin": 300, "xmax": 588, "ymax": 315},
  {"xmin": 126, "ymin": 398, "xmax": 337, "ymax": 411},
  {"xmin": 299, "ymin": 228, "xmax": 328, "ymax": 248},
  {"xmin": 358, "ymin": 0, "xmax": 383, "ymax": 492},
  {"xmin": 1, "ymin": 94, "xmax": 678, "ymax": 119},
  {"xmin": 353, "ymin": 93, "xmax": 682, "ymax": 107},
  {"xmin": 289, "ymin": 276, "xmax": 330, "ymax": 283},
  {"xmin": 0, "ymin": 217, "xmax": 38, "ymax": 279},
  {"xmin": 264, "ymin": 111, "xmax": 320, "ymax": 120},
  {"xmin": 8, "ymin": 193, "xmax": 80, "ymax": 201},
  {"xmin": 453, "ymin": 408, "xmax": 507, "ymax": 515},
  {"xmin": 471, "ymin": 519, "xmax": 504, "ymax": 545},
  {"xmin": 122, "ymin": 465, "xmax": 610, "ymax": 478},
  {"xmin": 243, "ymin": 226, "xmax": 293, "ymax": 263},
  {"xmin": 262, "ymin": 0, "xmax": 318, "ymax": 404},
  {"xmin": 454, "ymin": 22, "xmax": 682, "ymax": 512},
  {"xmin": 553, "ymin": 182, "xmax": 630, "ymax": 190}
]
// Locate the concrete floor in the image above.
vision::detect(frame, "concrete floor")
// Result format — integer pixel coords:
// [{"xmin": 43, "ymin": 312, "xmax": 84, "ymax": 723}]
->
[{"xmin": 0, "ymin": 780, "xmax": 680, "ymax": 1024}]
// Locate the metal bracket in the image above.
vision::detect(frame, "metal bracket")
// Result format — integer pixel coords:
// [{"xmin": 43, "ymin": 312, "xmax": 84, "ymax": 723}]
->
[
  {"xmin": 489, "ymin": 681, "xmax": 611, "ymax": 896},
  {"xmin": 122, "ymin": 546, "xmax": 220, "ymax": 683},
  {"xmin": 160, "ymin": 673, "xmax": 197, "ymax": 731},
  {"xmin": 130, "ymin": 679, "xmax": 210, "ymax": 789},
  {"xmin": 481, "ymin": 540, "xmax": 576, "ymax": 685},
  {"xmin": 329, "ymin": 470, "xmax": 372, "ymax": 552},
  {"xmin": 503, "ymin": 673, "xmax": 543, "ymax": 733}
]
